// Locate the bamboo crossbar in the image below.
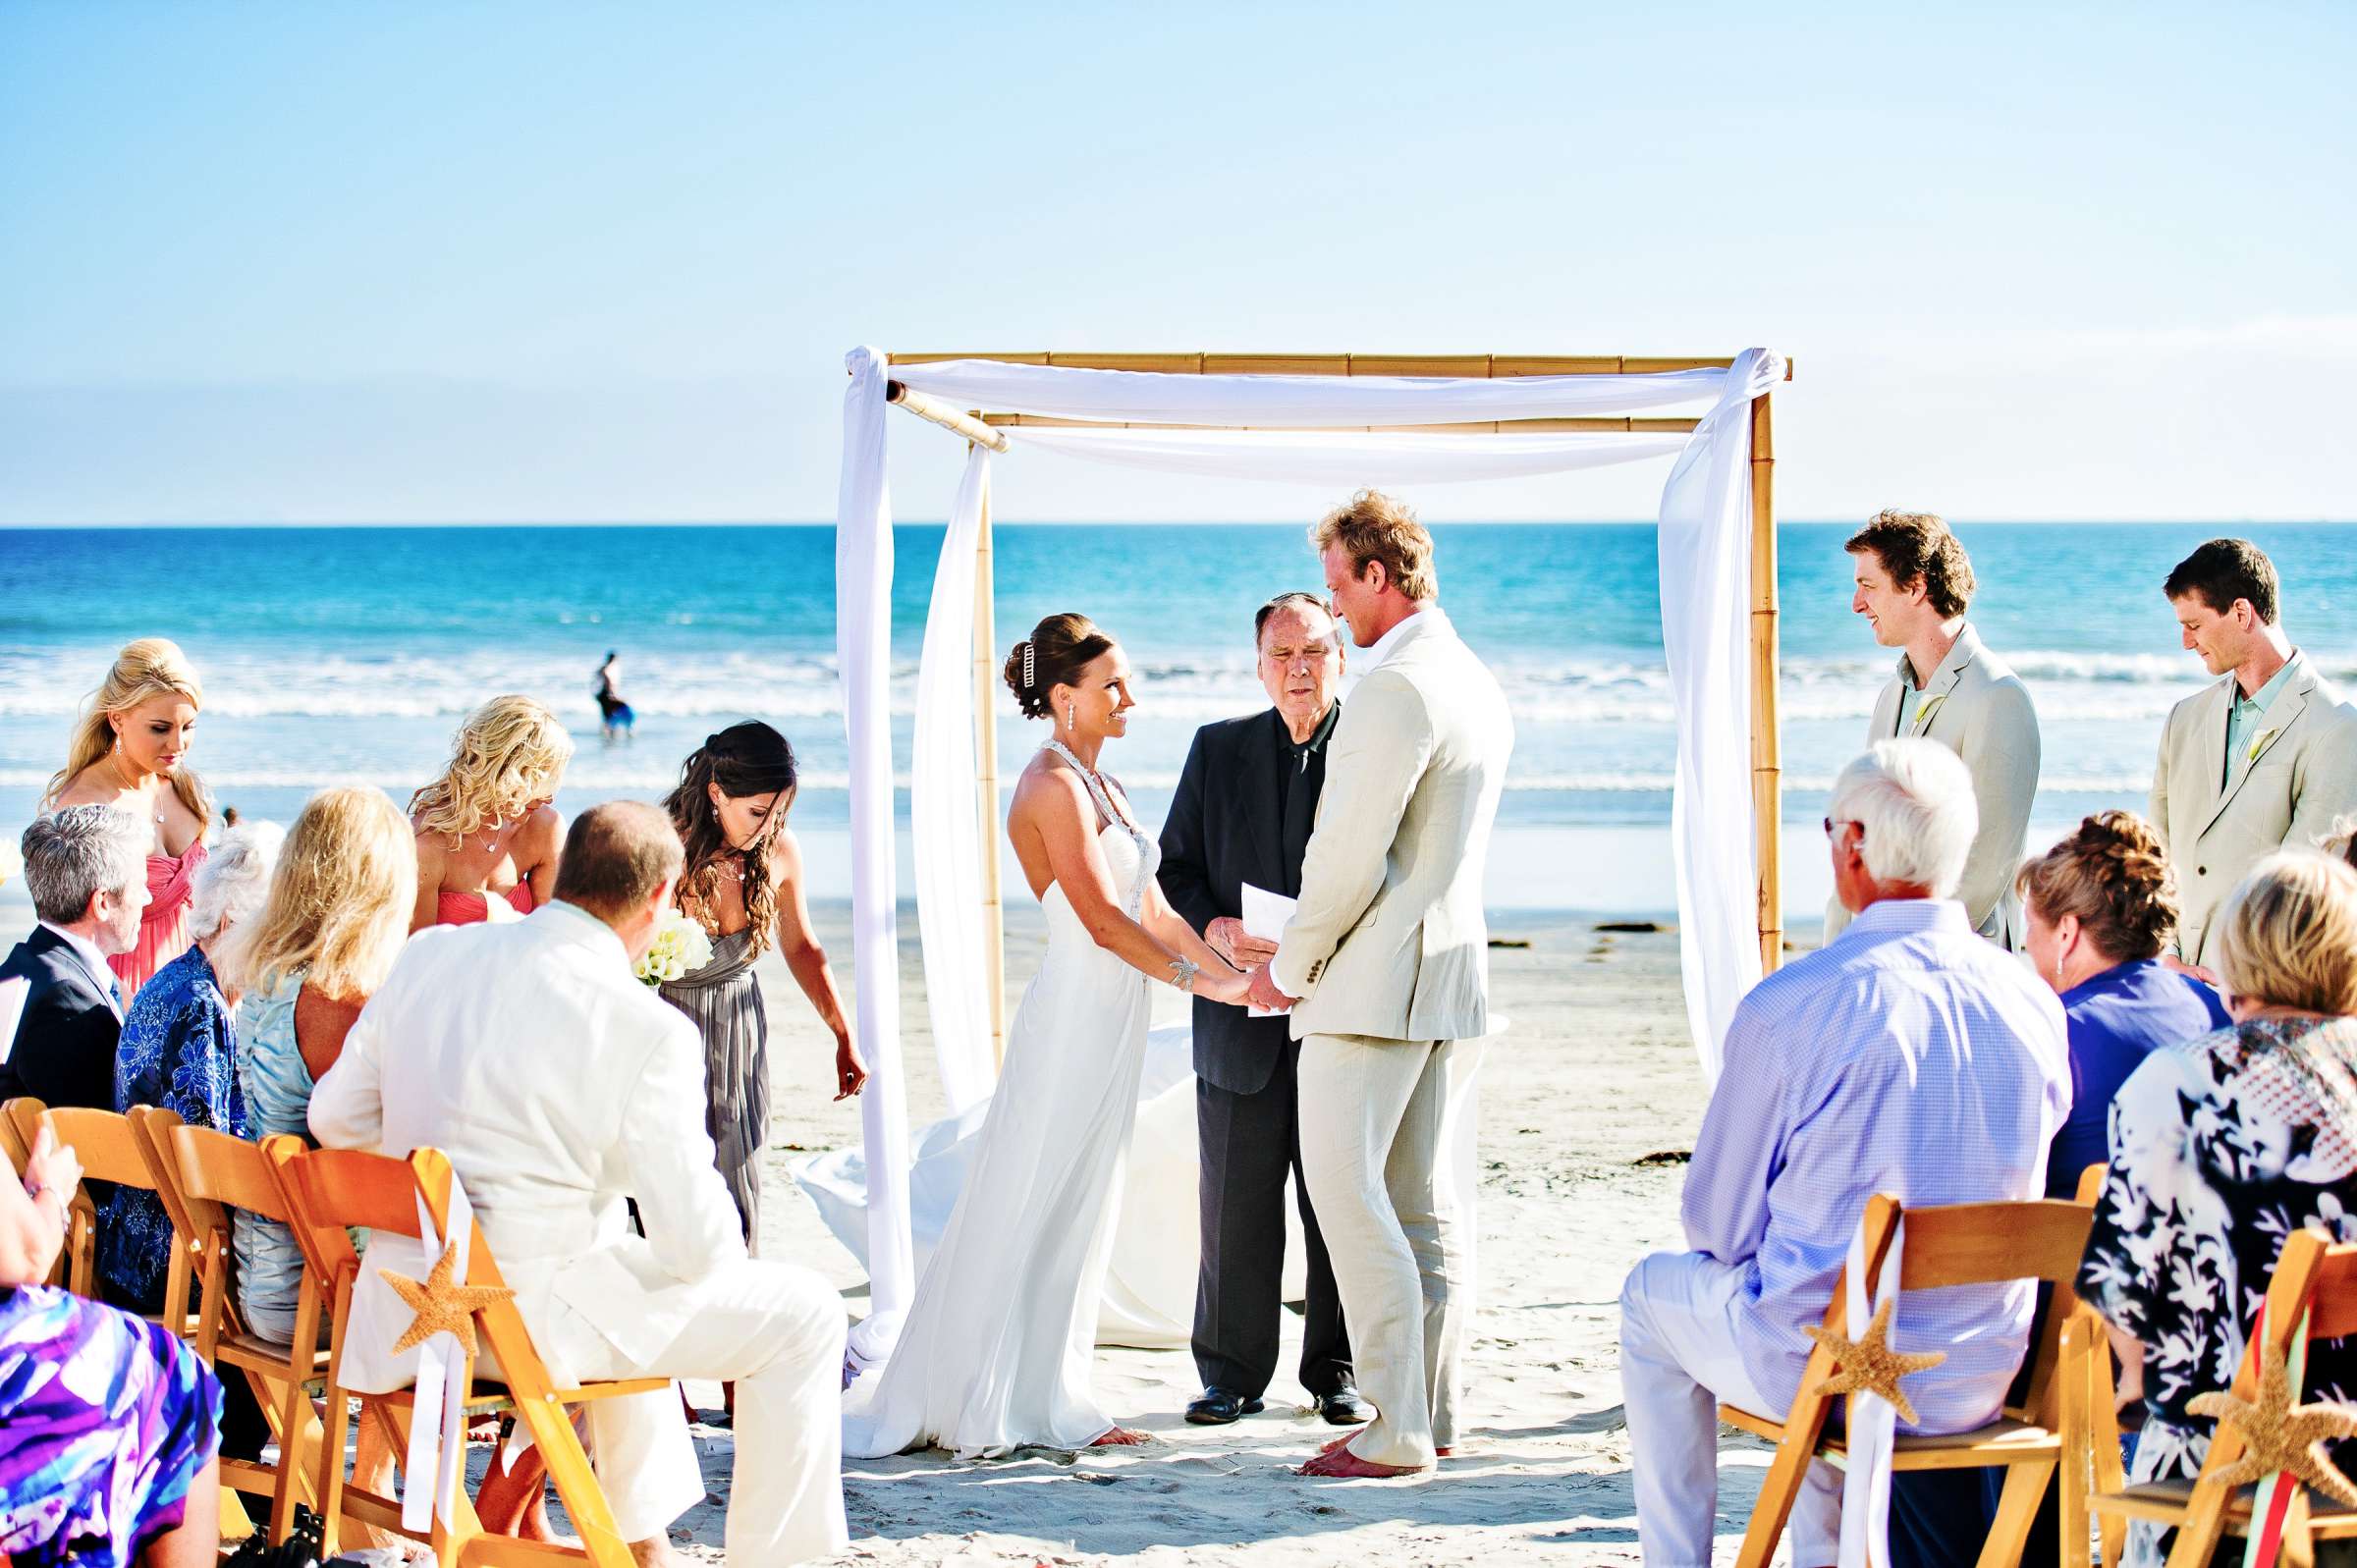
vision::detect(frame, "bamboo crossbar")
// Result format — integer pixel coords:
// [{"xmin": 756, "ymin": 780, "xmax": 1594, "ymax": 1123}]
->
[
  {"xmin": 974, "ymin": 413, "xmax": 1703, "ymax": 435},
  {"xmin": 886, "ymin": 381, "xmax": 1010, "ymax": 453},
  {"xmin": 888, "ymin": 351, "xmax": 1796, "ymax": 378}
]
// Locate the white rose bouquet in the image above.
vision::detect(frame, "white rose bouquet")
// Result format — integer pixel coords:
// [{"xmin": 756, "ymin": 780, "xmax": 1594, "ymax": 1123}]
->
[{"xmin": 635, "ymin": 907, "xmax": 713, "ymax": 988}]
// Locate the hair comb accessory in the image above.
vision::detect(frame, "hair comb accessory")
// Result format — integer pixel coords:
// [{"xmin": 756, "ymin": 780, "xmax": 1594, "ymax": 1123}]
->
[{"xmin": 1021, "ymin": 640, "xmax": 1035, "ymax": 688}]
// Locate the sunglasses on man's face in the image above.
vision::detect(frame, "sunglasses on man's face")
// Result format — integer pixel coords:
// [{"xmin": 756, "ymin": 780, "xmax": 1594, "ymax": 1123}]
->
[{"xmin": 1823, "ymin": 817, "xmax": 1863, "ymax": 840}]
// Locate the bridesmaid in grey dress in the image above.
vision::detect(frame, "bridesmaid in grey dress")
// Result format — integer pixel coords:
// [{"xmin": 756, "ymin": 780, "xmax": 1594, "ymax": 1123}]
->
[{"xmin": 660, "ymin": 722, "xmax": 867, "ymax": 1251}]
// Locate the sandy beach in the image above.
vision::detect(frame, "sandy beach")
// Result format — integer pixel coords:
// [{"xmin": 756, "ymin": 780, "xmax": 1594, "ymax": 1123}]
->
[{"xmin": 0, "ymin": 886, "xmax": 1789, "ymax": 1564}]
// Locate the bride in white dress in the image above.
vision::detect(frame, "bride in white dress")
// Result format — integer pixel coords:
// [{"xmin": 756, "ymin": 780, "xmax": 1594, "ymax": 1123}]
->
[{"xmin": 843, "ymin": 613, "xmax": 1250, "ymax": 1458}]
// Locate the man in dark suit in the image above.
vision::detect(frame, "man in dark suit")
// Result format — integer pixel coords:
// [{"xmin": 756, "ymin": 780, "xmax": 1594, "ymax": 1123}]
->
[
  {"xmin": 0, "ymin": 805, "xmax": 149, "ymax": 1109},
  {"xmin": 1159, "ymin": 592, "xmax": 1370, "ymax": 1428}
]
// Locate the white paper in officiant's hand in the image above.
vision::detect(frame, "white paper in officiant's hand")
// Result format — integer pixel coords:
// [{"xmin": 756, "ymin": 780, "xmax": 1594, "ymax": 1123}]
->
[
  {"xmin": 0, "ymin": 978, "xmax": 26, "ymax": 1066},
  {"xmin": 1240, "ymin": 883, "xmax": 1297, "ymax": 1019}
]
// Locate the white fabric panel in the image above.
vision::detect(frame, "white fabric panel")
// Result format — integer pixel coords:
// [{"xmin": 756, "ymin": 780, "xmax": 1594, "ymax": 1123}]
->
[
  {"xmin": 833, "ymin": 346, "xmax": 915, "ymax": 1361},
  {"xmin": 891, "ymin": 357, "xmax": 1726, "ymax": 427},
  {"xmin": 1009, "ymin": 427, "xmax": 1688, "ymax": 486},
  {"xmin": 911, "ymin": 448, "xmax": 997, "ymax": 1116},
  {"xmin": 1657, "ymin": 348, "xmax": 1785, "ymax": 1075}
]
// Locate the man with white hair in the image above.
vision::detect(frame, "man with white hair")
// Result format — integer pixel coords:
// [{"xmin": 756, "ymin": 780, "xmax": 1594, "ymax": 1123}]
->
[
  {"xmin": 0, "ymin": 805, "xmax": 152, "ymax": 1108},
  {"xmin": 1617, "ymin": 739, "xmax": 2070, "ymax": 1567}
]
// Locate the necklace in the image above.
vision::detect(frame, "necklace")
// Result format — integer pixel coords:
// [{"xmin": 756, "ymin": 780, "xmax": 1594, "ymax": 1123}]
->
[
  {"xmin": 474, "ymin": 818, "xmax": 509, "ymax": 856},
  {"xmin": 109, "ymin": 753, "xmax": 165, "ymax": 825}
]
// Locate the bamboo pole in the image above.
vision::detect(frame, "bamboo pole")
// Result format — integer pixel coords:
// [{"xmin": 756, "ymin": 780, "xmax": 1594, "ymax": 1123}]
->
[
  {"xmin": 887, "ymin": 351, "xmax": 1759, "ymax": 376},
  {"xmin": 887, "ymin": 381, "xmax": 1011, "ymax": 453},
  {"xmin": 975, "ymin": 413, "xmax": 1703, "ymax": 435},
  {"xmin": 970, "ymin": 456, "xmax": 1009, "ymax": 1071},
  {"xmin": 1749, "ymin": 392, "xmax": 1783, "ymax": 974}
]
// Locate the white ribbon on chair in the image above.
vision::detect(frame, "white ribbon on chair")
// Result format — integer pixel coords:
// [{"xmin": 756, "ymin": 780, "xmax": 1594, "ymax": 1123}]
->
[
  {"xmin": 399, "ymin": 1180, "xmax": 478, "ymax": 1534},
  {"xmin": 1839, "ymin": 1216, "xmax": 1907, "ymax": 1568}
]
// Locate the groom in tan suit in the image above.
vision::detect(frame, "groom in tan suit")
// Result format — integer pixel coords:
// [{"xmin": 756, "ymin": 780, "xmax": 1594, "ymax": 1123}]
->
[
  {"xmin": 1829, "ymin": 510, "xmax": 2040, "ymax": 948},
  {"xmin": 2152, "ymin": 538, "xmax": 2357, "ymax": 973},
  {"xmin": 1246, "ymin": 490, "xmax": 1511, "ymax": 1479}
]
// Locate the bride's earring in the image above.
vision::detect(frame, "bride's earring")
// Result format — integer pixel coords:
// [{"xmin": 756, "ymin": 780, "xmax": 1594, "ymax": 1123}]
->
[{"xmin": 1065, "ymin": 705, "xmax": 1074, "ymax": 733}]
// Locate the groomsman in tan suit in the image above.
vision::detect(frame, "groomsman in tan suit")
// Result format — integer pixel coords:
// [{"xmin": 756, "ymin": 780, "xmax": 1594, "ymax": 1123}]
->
[
  {"xmin": 1245, "ymin": 490, "xmax": 1512, "ymax": 1480},
  {"xmin": 1829, "ymin": 511, "xmax": 2040, "ymax": 947},
  {"xmin": 2152, "ymin": 538, "xmax": 2357, "ymax": 974}
]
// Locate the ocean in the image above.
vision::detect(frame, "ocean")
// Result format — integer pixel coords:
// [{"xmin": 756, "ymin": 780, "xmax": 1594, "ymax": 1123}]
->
[{"xmin": 6, "ymin": 521, "xmax": 2355, "ymax": 917}]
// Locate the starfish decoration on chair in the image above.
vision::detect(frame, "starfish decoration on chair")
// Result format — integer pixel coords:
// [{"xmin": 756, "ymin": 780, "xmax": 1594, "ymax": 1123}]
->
[
  {"xmin": 2185, "ymin": 1339, "xmax": 2357, "ymax": 1507},
  {"xmin": 1802, "ymin": 1300, "xmax": 1947, "ymax": 1427},
  {"xmin": 380, "ymin": 1241, "xmax": 514, "ymax": 1357}
]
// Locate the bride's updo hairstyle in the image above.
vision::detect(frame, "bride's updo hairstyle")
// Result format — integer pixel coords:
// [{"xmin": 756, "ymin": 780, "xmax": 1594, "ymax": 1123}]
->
[{"xmin": 1004, "ymin": 614, "xmax": 1115, "ymax": 721}]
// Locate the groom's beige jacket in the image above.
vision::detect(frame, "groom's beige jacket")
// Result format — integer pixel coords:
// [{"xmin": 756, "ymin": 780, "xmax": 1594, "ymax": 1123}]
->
[
  {"xmin": 1271, "ymin": 608, "xmax": 1512, "ymax": 1044},
  {"xmin": 2152, "ymin": 651, "xmax": 2357, "ymax": 969}
]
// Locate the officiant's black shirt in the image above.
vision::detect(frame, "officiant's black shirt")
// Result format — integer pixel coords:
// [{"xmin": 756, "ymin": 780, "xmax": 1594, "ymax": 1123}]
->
[{"xmin": 1276, "ymin": 701, "xmax": 1342, "ymax": 822}]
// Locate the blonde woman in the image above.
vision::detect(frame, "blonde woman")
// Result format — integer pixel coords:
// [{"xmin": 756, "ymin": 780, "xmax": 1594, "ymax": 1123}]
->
[
  {"xmin": 409, "ymin": 694, "xmax": 573, "ymax": 931},
  {"xmin": 44, "ymin": 637, "xmax": 214, "ymax": 997},
  {"xmin": 220, "ymin": 787, "xmax": 416, "ymax": 1344}
]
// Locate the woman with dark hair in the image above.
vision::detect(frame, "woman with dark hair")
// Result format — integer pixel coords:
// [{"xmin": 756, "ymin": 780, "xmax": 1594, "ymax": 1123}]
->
[
  {"xmin": 844, "ymin": 614, "xmax": 1248, "ymax": 1459},
  {"xmin": 661, "ymin": 721, "xmax": 864, "ymax": 1248}
]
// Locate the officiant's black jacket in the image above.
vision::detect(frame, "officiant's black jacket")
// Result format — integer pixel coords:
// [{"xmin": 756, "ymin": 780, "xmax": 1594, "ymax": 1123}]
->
[
  {"xmin": 1158, "ymin": 702, "xmax": 1338, "ymax": 1096},
  {"xmin": 0, "ymin": 925, "xmax": 123, "ymax": 1110}
]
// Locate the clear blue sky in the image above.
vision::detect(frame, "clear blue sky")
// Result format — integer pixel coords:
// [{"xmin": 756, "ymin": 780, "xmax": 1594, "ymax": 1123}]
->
[{"xmin": 3, "ymin": 1, "xmax": 2351, "ymax": 523}]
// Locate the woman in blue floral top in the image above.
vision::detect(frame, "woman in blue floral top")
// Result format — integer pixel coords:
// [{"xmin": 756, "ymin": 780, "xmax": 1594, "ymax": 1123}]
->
[
  {"xmin": 2077, "ymin": 852, "xmax": 2357, "ymax": 1568},
  {"xmin": 99, "ymin": 821, "xmax": 282, "ymax": 1315}
]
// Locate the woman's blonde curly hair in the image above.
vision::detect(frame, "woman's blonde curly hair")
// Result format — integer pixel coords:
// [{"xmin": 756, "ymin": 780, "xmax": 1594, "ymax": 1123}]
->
[{"xmin": 409, "ymin": 695, "xmax": 575, "ymax": 844}]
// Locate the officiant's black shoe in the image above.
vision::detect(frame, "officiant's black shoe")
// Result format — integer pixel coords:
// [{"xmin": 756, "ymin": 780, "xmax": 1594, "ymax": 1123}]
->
[
  {"xmin": 1185, "ymin": 1386, "xmax": 1264, "ymax": 1425},
  {"xmin": 1316, "ymin": 1384, "xmax": 1375, "ymax": 1426}
]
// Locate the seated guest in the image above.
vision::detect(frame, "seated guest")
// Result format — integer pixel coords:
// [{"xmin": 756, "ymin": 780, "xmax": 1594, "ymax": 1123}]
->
[
  {"xmin": 219, "ymin": 787, "xmax": 416, "ymax": 1345},
  {"xmin": 98, "ymin": 820, "xmax": 283, "ymax": 1315},
  {"xmin": 2019, "ymin": 810, "xmax": 2230, "ymax": 1198},
  {"xmin": 408, "ymin": 694, "xmax": 572, "ymax": 931},
  {"xmin": 1618, "ymin": 739, "xmax": 2070, "ymax": 1566},
  {"xmin": 0, "ymin": 806, "xmax": 150, "ymax": 1109},
  {"xmin": 2, "ymin": 1118, "xmax": 223, "ymax": 1568},
  {"xmin": 2078, "ymin": 851, "xmax": 2357, "ymax": 1568},
  {"xmin": 310, "ymin": 802, "xmax": 849, "ymax": 1568}
]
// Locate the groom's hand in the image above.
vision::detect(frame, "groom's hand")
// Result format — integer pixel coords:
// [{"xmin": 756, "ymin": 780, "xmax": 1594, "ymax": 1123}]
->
[
  {"xmin": 1245, "ymin": 965, "xmax": 1296, "ymax": 1013},
  {"xmin": 1207, "ymin": 917, "xmax": 1279, "ymax": 969}
]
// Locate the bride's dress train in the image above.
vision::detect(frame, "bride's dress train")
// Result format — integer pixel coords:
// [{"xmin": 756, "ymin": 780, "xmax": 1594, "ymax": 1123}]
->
[{"xmin": 842, "ymin": 746, "xmax": 1158, "ymax": 1457}]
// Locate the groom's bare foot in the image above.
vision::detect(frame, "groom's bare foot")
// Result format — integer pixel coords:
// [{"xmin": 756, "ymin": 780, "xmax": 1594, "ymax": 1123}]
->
[
  {"xmin": 1297, "ymin": 1444, "xmax": 1423, "ymax": 1479},
  {"xmin": 629, "ymin": 1535, "xmax": 685, "ymax": 1567},
  {"xmin": 1090, "ymin": 1425, "xmax": 1150, "ymax": 1446},
  {"xmin": 1314, "ymin": 1433, "xmax": 1451, "ymax": 1461}
]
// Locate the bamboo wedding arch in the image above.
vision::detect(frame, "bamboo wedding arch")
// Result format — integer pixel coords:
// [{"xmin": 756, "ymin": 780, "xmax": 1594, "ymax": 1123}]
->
[{"xmin": 876, "ymin": 350, "xmax": 1795, "ymax": 1067}]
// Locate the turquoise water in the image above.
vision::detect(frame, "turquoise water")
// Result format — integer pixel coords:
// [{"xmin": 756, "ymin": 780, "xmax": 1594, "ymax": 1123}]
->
[{"xmin": 6, "ymin": 521, "xmax": 2356, "ymax": 910}]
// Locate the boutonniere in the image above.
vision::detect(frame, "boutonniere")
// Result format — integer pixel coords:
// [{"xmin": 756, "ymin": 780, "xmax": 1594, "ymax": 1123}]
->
[
  {"xmin": 1912, "ymin": 694, "xmax": 1948, "ymax": 731},
  {"xmin": 2247, "ymin": 726, "xmax": 2281, "ymax": 764}
]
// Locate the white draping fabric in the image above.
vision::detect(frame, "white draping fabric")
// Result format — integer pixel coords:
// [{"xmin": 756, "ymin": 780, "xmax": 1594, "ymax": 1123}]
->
[
  {"xmin": 834, "ymin": 347, "xmax": 915, "ymax": 1363},
  {"xmin": 1659, "ymin": 347, "xmax": 1783, "ymax": 1075},
  {"xmin": 1008, "ymin": 427, "xmax": 1688, "ymax": 486},
  {"xmin": 889, "ymin": 357, "xmax": 1727, "ymax": 426},
  {"xmin": 395, "ymin": 1181, "xmax": 475, "ymax": 1534},
  {"xmin": 837, "ymin": 346, "xmax": 1783, "ymax": 1360},
  {"xmin": 1838, "ymin": 1217, "xmax": 1909, "ymax": 1568},
  {"xmin": 911, "ymin": 447, "xmax": 997, "ymax": 1115}
]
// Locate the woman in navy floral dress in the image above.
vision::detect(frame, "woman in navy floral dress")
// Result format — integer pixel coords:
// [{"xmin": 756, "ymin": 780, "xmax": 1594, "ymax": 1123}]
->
[
  {"xmin": 98, "ymin": 821, "xmax": 280, "ymax": 1315},
  {"xmin": 2077, "ymin": 852, "xmax": 2357, "ymax": 1568}
]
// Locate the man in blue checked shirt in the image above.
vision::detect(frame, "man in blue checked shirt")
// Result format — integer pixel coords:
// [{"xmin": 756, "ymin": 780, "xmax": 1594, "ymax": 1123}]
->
[{"xmin": 1617, "ymin": 739, "xmax": 2071, "ymax": 1568}]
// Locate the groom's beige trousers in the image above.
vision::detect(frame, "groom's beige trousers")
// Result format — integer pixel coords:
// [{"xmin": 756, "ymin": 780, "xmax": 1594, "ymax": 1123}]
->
[{"xmin": 1297, "ymin": 1031, "xmax": 1473, "ymax": 1469}]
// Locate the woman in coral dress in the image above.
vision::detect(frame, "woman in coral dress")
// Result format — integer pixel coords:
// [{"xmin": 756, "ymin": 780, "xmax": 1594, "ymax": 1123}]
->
[
  {"xmin": 43, "ymin": 638, "xmax": 214, "ymax": 1000},
  {"xmin": 409, "ymin": 694, "xmax": 573, "ymax": 932}
]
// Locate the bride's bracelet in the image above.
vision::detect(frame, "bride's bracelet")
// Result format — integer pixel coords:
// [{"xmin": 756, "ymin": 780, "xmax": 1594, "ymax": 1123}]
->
[{"xmin": 1167, "ymin": 957, "xmax": 1200, "ymax": 994}]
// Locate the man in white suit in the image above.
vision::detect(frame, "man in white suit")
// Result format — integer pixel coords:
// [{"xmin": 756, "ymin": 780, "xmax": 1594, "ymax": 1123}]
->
[
  {"xmin": 310, "ymin": 802, "xmax": 848, "ymax": 1568},
  {"xmin": 2152, "ymin": 538, "xmax": 2357, "ymax": 974},
  {"xmin": 1246, "ymin": 490, "xmax": 1512, "ymax": 1479},
  {"xmin": 1828, "ymin": 510, "xmax": 2041, "ymax": 948}
]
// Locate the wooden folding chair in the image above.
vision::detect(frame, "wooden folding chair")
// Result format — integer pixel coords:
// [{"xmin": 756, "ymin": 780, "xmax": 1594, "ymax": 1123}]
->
[
  {"xmin": 0, "ymin": 1095, "xmax": 30, "ymax": 1175},
  {"xmin": 2086, "ymin": 1227, "xmax": 2357, "ymax": 1567},
  {"xmin": 31, "ymin": 1103, "xmax": 165, "ymax": 1301},
  {"xmin": 1724, "ymin": 1190, "xmax": 2106, "ymax": 1568},
  {"xmin": 263, "ymin": 1135, "xmax": 665, "ymax": 1568},
  {"xmin": 130, "ymin": 1106, "xmax": 327, "ymax": 1546}
]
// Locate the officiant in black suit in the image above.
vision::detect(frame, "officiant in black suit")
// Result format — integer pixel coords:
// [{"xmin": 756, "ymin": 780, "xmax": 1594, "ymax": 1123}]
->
[{"xmin": 1158, "ymin": 592, "xmax": 1370, "ymax": 1428}]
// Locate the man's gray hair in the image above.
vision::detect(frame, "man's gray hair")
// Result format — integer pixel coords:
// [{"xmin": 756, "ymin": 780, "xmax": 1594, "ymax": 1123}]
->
[
  {"xmin": 188, "ymin": 820, "xmax": 284, "ymax": 942},
  {"xmin": 22, "ymin": 805, "xmax": 149, "ymax": 926},
  {"xmin": 1829, "ymin": 739, "xmax": 1978, "ymax": 898}
]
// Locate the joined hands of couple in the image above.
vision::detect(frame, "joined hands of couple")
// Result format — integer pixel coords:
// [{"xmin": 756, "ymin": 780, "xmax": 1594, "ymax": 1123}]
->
[{"xmin": 1204, "ymin": 916, "xmax": 1300, "ymax": 1013}]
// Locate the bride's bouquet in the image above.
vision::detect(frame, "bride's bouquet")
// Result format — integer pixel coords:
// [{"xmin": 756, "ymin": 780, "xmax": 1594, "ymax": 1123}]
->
[{"xmin": 635, "ymin": 907, "xmax": 713, "ymax": 988}]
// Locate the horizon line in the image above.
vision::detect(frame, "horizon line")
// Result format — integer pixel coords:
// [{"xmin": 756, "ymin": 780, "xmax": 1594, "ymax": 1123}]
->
[{"xmin": 4, "ymin": 517, "xmax": 2352, "ymax": 531}]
